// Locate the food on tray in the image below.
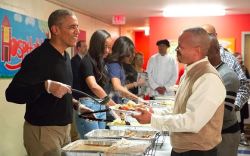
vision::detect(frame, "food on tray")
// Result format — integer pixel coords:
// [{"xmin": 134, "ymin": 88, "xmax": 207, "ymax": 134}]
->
[
  {"xmin": 111, "ymin": 119, "xmax": 126, "ymax": 125},
  {"xmin": 84, "ymin": 140, "xmax": 116, "ymax": 147},
  {"xmin": 62, "ymin": 140, "xmax": 113, "ymax": 152},
  {"xmin": 159, "ymin": 100, "xmax": 174, "ymax": 106},
  {"xmin": 142, "ymin": 134, "xmax": 151, "ymax": 138},
  {"xmin": 71, "ymin": 144, "xmax": 110, "ymax": 151},
  {"xmin": 120, "ymin": 100, "xmax": 137, "ymax": 110},
  {"xmin": 105, "ymin": 138, "xmax": 151, "ymax": 154},
  {"xmin": 85, "ymin": 129, "xmax": 157, "ymax": 141},
  {"xmin": 124, "ymin": 130, "xmax": 155, "ymax": 138},
  {"xmin": 124, "ymin": 130, "xmax": 136, "ymax": 137},
  {"xmin": 107, "ymin": 118, "xmax": 130, "ymax": 126}
]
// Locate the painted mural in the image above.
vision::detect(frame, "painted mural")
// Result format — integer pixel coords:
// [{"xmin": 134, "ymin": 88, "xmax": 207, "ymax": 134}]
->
[{"xmin": 0, "ymin": 8, "xmax": 48, "ymax": 78}]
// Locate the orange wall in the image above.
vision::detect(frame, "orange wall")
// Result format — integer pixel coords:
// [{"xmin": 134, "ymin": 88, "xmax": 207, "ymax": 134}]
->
[
  {"xmin": 148, "ymin": 14, "xmax": 250, "ymax": 58},
  {"xmin": 134, "ymin": 31, "xmax": 149, "ymax": 69}
]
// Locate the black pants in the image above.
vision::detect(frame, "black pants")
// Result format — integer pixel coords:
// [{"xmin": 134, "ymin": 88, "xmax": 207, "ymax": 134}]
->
[
  {"xmin": 240, "ymin": 102, "xmax": 249, "ymax": 133},
  {"xmin": 171, "ymin": 147, "xmax": 217, "ymax": 156},
  {"xmin": 149, "ymin": 96, "xmax": 155, "ymax": 100}
]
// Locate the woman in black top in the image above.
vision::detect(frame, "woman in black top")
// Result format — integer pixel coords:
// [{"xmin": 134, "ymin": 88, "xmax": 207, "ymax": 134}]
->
[{"xmin": 75, "ymin": 30, "xmax": 116, "ymax": 138}]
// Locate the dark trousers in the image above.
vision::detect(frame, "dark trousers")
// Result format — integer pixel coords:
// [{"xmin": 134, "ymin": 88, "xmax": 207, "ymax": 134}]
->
[
  {"xmin": 240, "ymin": 102, "xmax": 249, "ymax": 133},
  {"xmin": 171, "ymin": 147, "xmax": 217, "ymax": 156},
  {"xmin": 149, "ymin": 96, "xmax": 155, "ymax": 100}
]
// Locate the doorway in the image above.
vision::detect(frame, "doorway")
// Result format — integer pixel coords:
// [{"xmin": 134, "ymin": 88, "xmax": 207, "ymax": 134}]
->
[
  {"xmin": 242, "ymin": 32, "xmax": 250, "ymax": 71},
  {"xmin": 242, "ymin": 32, "xmax": 250, "ymax": 124}
]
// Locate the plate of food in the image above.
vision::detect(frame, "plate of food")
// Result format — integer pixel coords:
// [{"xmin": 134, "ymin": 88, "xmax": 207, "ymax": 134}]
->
[{"xmin": 110, "ymin": 100, "xmax": 141, "ymax": 113}]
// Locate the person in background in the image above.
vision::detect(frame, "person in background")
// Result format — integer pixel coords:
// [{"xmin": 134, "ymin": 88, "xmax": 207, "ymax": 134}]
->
[
  {"xmin": 202, "ymin": 24, "xmax": 250, "ymax": 109},
  {"xmin": 106, "ymin": 36, "xmax": 139, "ymax": 104},
  {"xmin": 202, "ymin": 24, "xmax": 250, "ymax": 146},
  {"xmin": 123, "ymin": 52, "xmax": 145, "ymax": 95},
  {"xmin": 207, "ymin": 36, "xmax": 240, "ymax": 156},
  {"xmin": 146, "ymin": 39, "xmax": 178, "ymax": 99},
  {"xmin": 132, "ymin": 52, "xmax": 144, "ymax": 73},
  {"xmin": 71, "ymin": 40, "xmax": 88, "ymax": 98},
  {"xmin": 75, "ymin": 30, "xmax": 117, "ymax": 138},
  {"xmin": 132, "ymin": 52, "xmax": 149, "ymax": 97},
  {"xmin": 70, "ymin": 40, "xmax": 88, "ymax": 141},
  {"xmin": 234, "ymin": 52, "xmax": 250, "ymax": 146},
  {"xmin": 5, "ymin": 9, "xmax": 94, "ymax": 156},
  {"xmin": 133, "ymin": 27, "xmax": 226, "ymax": 156}
]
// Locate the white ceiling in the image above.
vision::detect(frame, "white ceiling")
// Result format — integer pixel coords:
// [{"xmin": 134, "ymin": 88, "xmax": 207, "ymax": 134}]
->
[{"xmin": 47, "ymin": 0, "xmax": 250, "ymax": 28}]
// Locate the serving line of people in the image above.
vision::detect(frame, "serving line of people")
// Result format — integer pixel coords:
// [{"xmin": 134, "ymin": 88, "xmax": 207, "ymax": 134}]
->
[
  {"xmin": 5, "ymin": 8, "xmax": 250, "ymax": 156},
  {"xmin": 4, "ymin": 9, "xmax": 154, "ymax": 156}
]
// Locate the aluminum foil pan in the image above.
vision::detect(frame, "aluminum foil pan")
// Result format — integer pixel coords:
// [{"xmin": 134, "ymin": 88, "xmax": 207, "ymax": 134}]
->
[
  {"xmin": 85, "ymin": 129, "xmax": 125, "ymax": 139},
  {"xmin": 85, "ymin": 129, "xmax": 158, "ymax": 141}
]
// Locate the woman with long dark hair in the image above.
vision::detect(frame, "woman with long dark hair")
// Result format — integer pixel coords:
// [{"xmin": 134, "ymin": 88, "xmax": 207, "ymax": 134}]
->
[
  {"xmin": 75, "ymin": 30, "xmax": 116, "ymax": 138},
  {"xmin": 106, "ymin": 36, "xmax": 139, "ymax": 103}
]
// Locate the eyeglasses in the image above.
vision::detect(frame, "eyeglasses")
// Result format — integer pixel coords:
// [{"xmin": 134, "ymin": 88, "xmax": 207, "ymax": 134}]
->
[
  {"xmin": 208, "ymin": 33, "xmax": 217, "ymax": 37},
  {"xmin": 175, "ymin": 45, "xmax": 200, "ymax": 52}
]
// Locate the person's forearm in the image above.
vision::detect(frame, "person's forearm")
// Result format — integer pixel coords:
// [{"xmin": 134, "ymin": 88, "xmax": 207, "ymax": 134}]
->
[
  {"xmin": 125, "ymin": 82, "xmax": 138, "ymax": 89},
  {"xmin": 5, "ymin": 80, "xmax": 46, "ymax": 104},
  {"xmin": 90, "ymin": 85, "xmax": 109, "ymax": 99},
  {"xmin": 114, "ymin": 84, "xmax": 138, "ymax": 100}
]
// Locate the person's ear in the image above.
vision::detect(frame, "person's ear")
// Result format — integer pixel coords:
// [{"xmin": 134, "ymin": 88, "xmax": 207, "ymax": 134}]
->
[
  {"xmin": 50, "ymin": 25, "xmax": 59, "ymax": 35},
  {"xmin": 195, "ymin": 46, "xmax": 201, "ymax": 54}
]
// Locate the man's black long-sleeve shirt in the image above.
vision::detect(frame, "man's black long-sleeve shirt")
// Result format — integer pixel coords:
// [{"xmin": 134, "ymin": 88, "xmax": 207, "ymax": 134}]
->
[
  {"xmin": 71, "ymin": 54, "xmax": 82, "ymax": 99},
  {"xmin": 5, "ymin": 39, "xmax": 73, "ymax": 126}
]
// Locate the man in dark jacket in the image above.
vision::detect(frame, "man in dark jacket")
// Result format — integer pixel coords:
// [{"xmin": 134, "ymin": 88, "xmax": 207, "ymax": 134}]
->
[{"xmin": 71, "ymin": 40, "xmax": 87, "ymax": 99}]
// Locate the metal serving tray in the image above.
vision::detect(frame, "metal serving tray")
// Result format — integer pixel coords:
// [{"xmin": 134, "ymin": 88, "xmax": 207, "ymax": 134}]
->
[
  {"xmin": 85, "ymin": 129, "xmax": 158, "ymax": 141},
  {"xmin": 62, "ymin": 139, "xmax": 150, "ymax": 156},
  {"xmin": 149, "ymin": 99, "xmax": 175, "ymax": 108},
  {"xmin": 62, "ymin": 139, "xmax": 115, "ymax": 156},
  {"xmin": 85, "ymin": 129, "xmax": 125, "ymax": 139},
  {"xmin": 108, "ymin": 124, "xmax": 156, "ymax": 131},
  {"xmin": 108, "ymin": 116, "xmax": 157, "ymax": 132},
  {"xmin": 124, "ymin": 130, "xmax": 158, "ymax": 140}
]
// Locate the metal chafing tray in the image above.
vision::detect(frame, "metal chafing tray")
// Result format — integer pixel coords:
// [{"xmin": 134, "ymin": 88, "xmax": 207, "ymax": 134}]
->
[
  {"xmin": 85, "ymin": 129, "xmax": 158, "ymax": 141},
  {"xmin": 62, "ymin": 139, "xmax": 114, "ymax": 156},
  {"xmin": 123, "ymin": 130, "xmax": 158, "ymax": 140},
  {"xmin": 62, "ymin": 139, "xmax": 151, "ymax": 156},
  {"xmin": 149, "ymin": 99, "xmax": 175, "ymax": 108},
  {"xmin": 108, "ymin": 115, "xmax": 157, "ymax": 131},
  {"xmin": 85, "ymin": 129, "xmax": 125, "ymax": 139}
]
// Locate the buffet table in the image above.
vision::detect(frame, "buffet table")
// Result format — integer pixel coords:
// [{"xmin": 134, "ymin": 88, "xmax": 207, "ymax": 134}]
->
[
  {"xmin": 62, "ymin": 99, "xmax": 174, "ymax": 156},
  {"xmin": 62, "ymin": 133, "xmax": 171, "ymax": 156}
]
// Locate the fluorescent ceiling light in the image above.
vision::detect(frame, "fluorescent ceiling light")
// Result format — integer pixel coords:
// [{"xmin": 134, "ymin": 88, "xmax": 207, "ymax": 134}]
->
[
  {"xmin": 134, "ymin": 27, "xmax": 150, "ymax": 36},
  {"xmin": 144, "ymin": 27, "xmax": 150, "ymax": 36},
  {"xmin": 163, "ymin": 4, "xmax": 226, "ymax": 17}
]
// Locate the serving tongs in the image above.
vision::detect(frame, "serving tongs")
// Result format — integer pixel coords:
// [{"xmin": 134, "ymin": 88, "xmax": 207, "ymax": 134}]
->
[
  {"xmin": 78, "ymin": 108, "xmax": 112, "ymax": 121},
  {"xmin": 79, "ymin": 115, "xmax": 130, "ymax": 125},
  {"xmin": 80, "ymin": 108, "xmax": 111, "ymax": 115},
  {"xmin": 79, "ymin": 116, "xmax": 114, "ymax": 123},
  {"xmin": 78, "ymin": 109, "xmax": 130, "ymax": 125},
  {"xmin": 72, "ymin": 88, "xmax": 110, "ymax": 105}
]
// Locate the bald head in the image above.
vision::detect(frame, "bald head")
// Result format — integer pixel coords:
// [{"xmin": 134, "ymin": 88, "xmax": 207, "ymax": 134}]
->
[
  {"xmin": 176, "ymin": 27, "xmax": 210, "ymax": 65},
  {"xmin": 182, "ymin": 27, "xmax": 210, "ymax": 56},
  {"xmin": 207, "ymin": 36, "xmax": 221, "ymax": 66},
  {"xmin": 201, "ymin": 24, "xmax": 217, "ymax": 37}
]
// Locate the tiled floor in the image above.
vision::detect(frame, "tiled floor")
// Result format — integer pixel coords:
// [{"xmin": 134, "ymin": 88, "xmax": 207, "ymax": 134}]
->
[{"xmin": 154, "ymin": 136, "xmax": 250, "ymax": 156}]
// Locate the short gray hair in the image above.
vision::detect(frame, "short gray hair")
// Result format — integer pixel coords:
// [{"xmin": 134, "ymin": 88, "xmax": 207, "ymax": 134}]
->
[
  {"xmin": 48, "ymin": 9, "xmax": 73, "ymax": 31},
  {"xmin": 183, "ymin": 27, "xmax": 210, "ymax": 55}
]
